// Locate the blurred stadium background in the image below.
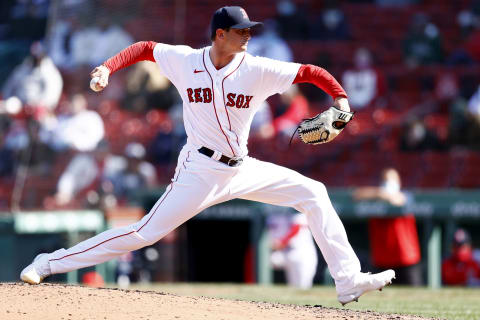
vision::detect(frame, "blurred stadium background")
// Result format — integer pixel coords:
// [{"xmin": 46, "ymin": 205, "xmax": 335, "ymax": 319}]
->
[{"xmin": 1, "ymin": 0, "xmax": 480, "ymax": 290}]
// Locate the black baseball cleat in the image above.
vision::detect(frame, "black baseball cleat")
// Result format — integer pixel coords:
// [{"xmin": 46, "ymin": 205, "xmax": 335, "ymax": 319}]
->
[{"xmin": 337, "ymin": 270, "xmax": 395, "ymax": 306}]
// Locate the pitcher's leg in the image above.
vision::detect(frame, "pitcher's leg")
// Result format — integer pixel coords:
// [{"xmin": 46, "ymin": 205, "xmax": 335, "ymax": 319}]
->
[
  {"xmin": 49, "ymin": 169, "xmax": 226, "ymax": 274},
  {"xmin": 232, "ymin": 158, "xmax": 361, "ymax": 289},
  {"xmin": 48, "ymin": 185, "xmax": 179, "ymax": 274},
  {"xmin": 301, "ymin": 185, "xmax": 361, "ymax": 291}
]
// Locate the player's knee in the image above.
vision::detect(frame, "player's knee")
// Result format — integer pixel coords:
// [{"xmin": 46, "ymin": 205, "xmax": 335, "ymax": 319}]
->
[
  {"xmin": 138, "ymin": 231, "xmax": 162, "ymax": 246},
  {"xmin": 314, "ymin": 181, "xmax": 328, "ymax": 196},
  {"xmin": 293, "ymin": 180, "xmax": 328, "ymax": 212},
  {"xmin": 305, "ymin": 180, "xmax": 328, "ymax": 199}
]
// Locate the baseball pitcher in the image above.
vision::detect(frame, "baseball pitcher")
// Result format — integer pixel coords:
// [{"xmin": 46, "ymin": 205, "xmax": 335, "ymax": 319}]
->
[{"xmin": 21, "ymin": 6, "xmax": 395, "ymax": 305}]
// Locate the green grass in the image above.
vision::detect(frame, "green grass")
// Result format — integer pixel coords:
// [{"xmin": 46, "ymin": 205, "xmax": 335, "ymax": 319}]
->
[{"xmin": 121, "ymin": 283, "xmax": 480, "ymax": 320}]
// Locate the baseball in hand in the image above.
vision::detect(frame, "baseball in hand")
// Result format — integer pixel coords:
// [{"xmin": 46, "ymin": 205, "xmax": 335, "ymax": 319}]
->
[{"xmin": 90, "ymin": 77, "xmax": 102, "ymax": 92}]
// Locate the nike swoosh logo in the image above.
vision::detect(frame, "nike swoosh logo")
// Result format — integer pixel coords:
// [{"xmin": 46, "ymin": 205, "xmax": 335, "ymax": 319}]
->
[{"xmin": 194, "ymin": 69, "xmax": 205, "ymax": 74}]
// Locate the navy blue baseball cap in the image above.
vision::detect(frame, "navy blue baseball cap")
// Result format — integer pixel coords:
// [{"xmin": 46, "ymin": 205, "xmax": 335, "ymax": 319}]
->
[{"xmin": 210, "ymin": 6, "xmax": 262, "ymax": 38}]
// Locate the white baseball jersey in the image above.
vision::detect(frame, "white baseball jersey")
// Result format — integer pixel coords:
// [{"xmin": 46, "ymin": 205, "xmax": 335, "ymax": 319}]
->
[
  {"xmin": 46, "ymin": 43, "xmax": 362, "ymax": 294},
  {"xmin": 153, "ymin": 44, "xmax": 300, "ymax": 157}
]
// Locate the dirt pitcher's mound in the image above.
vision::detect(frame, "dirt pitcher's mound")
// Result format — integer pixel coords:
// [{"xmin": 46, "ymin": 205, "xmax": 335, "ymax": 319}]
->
[{"xmin": 1, "ymin": 283, "xmax": 434, "ymax": 320}]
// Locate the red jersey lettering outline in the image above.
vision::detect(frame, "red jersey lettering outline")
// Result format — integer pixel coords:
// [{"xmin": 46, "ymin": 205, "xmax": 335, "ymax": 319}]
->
[
  {"xmin": 243, "ymin": 95, "xmax": 253, "ymax": 108},
  {"xmin": 187, "ymin": 88, "xmax": 194, "ymax": 102},
  {"xmin": 236, "ymin": 94, "xmax": 245, "ymax": 108},
  {"xmin": 187, "ymin": 88, "xmax": 252, "ymax": 108},
  {"xmin": 226, "ymin": 93, "xmax": 236, "ymax": 107},
  {"xmin": 202, "ymin": 88, "xmax": 212, "ymax": 103},
  {"xmin": 194, "ymin": 88, "xmax": 202, "ymax": 102}
]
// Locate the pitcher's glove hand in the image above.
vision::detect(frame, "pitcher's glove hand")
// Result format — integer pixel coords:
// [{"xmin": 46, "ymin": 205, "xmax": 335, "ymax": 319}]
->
[{"xmin": 296, "ymin": 106, "xmax": 355, "ymax": 145}]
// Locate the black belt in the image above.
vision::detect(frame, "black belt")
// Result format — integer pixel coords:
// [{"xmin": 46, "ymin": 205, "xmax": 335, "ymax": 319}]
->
[{"xmin": 198, "ymin": 147, "xmax": 243, "ymax": 167}]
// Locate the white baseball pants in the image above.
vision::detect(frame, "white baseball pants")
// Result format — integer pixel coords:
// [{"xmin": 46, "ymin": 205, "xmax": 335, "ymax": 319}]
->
[{"xmin": 48, "ymin": 143, "xmax": 361, "ymax": 291}]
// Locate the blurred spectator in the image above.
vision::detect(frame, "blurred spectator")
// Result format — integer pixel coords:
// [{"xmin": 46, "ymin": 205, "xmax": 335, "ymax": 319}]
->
[
  {"xmin": 123, "ymin": 61, "xmax": 180, "ymax": 112},
  {"xmin": 354, "ymin": 168, "xmax": 423, "ymax": 286},
  {"xmin": 457, "ymin": 1, "xmax": 480, "ymax": 39},
  {"xmin": 46, "ymin": 93, "xmax": 105, "ymax": 152},
  {"xmin": 5, "ymin": 0, "xmax": 48, "ymax": 41},
  {"xmin": 274, "ymin": 0, "xmax": 310, "ymax": 40},
  {"xmin": 464, "ymin": 25, "xmax": 480, "ymax": 63},
  {"xmin": 442, "ymin": 228, "xmax": 480, "ymax": 286},
  {"xmin": 342, "ymin": 48, "xmax": 386, "ymax": 110},
  {"xmin": 271, "ymin": 85, "xmax": 309, "ymax": 138},
  {"xmin": 116, "ymin": 251, "xmax": 136, "ymax": 288},
  {"xmin": 448, "ymin": 95, "xmax": 470, "ymax": 146},
  {"xmin": 2, "ymin": 41, "xmax": 63, "ymax": 119},
  {"xmin": 400, "ymin": 118, "xmax": 444, "ymax": 152},
  {"xmin": 66, "ymin": 17, "xmax": 97, "ymax": 68},
  {"xmin": 250, "ymin": 101, "xmax": 274, "ymax": 140},
  {"xmin": 4, "ymin": 117, "xmax": 55, "ymax": 175},
  {"xmin": 149, "ymin": 117, "xmax": 180, "ymax": 167},
  {"xmin": 268, "ymin": 212, "xmax": 318, "ymax": 289},
  {"xmin": 434, "ymin": 72, "xmax": 460, "ymax": 113},
  {"xmin": 448, "ymin": 76, "xmax": 479, "ymax": 146},
  {"xmin": 248, "ymin": 20, "xmax": 293, "ymax": 62},
  {"xmin": 464, "ymin": 84, "xmax": 480, "ymax": 149},
  {"xmin": 151, "ymin": 102, "xmax": 188, "ymax": 167},
  {"xmin": 70, "ymin": 16, "xmax": 133, "ymax": 68},
  {"xmin": 403, "ymin": 13, "xmax": 444, "ymax": 67},
  {"xmin": 105, "ymin": 142, "xmax": 157, "ymax": 205},
  {"xmin": 310, "ymin": 0, "xmax": 351, "ymax": 41},
  {"xmin": 353, "ymin": 168, "xmax": 423, "ymax": 286},
  {"xmin": 48, "ymin": 16, "xmax": 78, "ymax": 70},
  {"xmin": 47, "ymin": 0, "xmax": 92, "ymax": 69},
  {"xmin": 88, "ymin": 16, "xmax": 134, "ymax": 67},
  {"xmin": 443, "ymin": 3, "xmax": 480, "ymax": 66},
  {"xmin": 48, "ymin": 140, "xmax": 111, "ymax": 208},
  {"xmin": 463, "ymin": 0, "xmax": 480, "ymax": 63},
  {"xmin": 427, "ymin": 72, "xmax": 461, "ymax": 143},
  {"xmin": 51, "ymin": 140, "xmax": 156, "ymax": 209}
]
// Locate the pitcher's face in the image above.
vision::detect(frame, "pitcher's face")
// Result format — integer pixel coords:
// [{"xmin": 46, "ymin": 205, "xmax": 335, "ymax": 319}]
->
[{"xmin": 223, "ymin": 28, "xmax": 251, "ymax": 53}]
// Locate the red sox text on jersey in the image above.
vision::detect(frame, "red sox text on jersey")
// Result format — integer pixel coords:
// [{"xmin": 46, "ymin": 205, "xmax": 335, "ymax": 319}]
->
[{"xmin": 186, "ymin": 87, "xmax": 253, "ymax": 108}]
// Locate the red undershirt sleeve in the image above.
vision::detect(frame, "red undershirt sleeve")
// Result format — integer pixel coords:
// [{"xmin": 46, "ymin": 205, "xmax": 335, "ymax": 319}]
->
[
  {"xmin": 103, "ymin": 41, "xmax": 157, "ymax": 75},
  {"xmin": 293, "ymin": 64, "xmax": 348, "ymax": 99}
]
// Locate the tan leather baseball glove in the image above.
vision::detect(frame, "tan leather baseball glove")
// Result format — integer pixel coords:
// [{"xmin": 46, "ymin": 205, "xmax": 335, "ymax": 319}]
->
[{"xmin": 296, "ymin": 106, "xmax": 355, "ymax": 145}]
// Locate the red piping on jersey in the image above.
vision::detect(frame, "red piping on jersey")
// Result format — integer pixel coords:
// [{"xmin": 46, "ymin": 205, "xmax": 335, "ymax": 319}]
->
[
  {"xmin": 202, "ymin": 49, "xmax": 236, "ymax": 157},
  {"xmin": 221, "ymin": 54, "xmax": 245, "ymax": 148},
  {"xmin": 182, "ymin": 151, "xmax": 191, "ymax": 169},
  {"xmin": 136, "ymin": 151, "xmax": 187, "ymax": 233},
  {"xmin": 49, "ymin": 152, "xmax": 190, "ymax": 263}
]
